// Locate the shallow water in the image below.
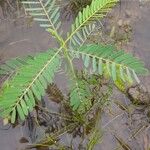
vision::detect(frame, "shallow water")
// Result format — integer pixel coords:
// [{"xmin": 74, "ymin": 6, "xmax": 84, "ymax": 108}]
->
[{"xmin": 0, "ymin": 1, "xmax": 150, "ymax": 150}]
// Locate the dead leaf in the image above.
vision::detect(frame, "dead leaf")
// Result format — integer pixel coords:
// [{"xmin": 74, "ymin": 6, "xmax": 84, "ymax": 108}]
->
[
  {"xmin": 144, "ymin": 133, "xmax": 149, "ymax": 150},
  {"xmin": 114, "ymin": 134, "xmax": 131, "ymax": 150},
  {"xmin": 19, "ymin": 137, "xmax": 29, "ymax": 143},
  {"xmin": 3, "ymin": 118, "xmax": 9, "ymax": 125}
]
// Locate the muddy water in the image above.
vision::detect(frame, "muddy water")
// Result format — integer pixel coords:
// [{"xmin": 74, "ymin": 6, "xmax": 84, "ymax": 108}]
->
[{"xmin": 0, "ymin": 1, "xmax": 150, "ymax": 150}]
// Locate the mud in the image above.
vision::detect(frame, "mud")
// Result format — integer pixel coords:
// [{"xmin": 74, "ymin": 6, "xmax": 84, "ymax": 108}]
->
[{"xmin": 0, "ymin": 0, "xmax": 150, "ymax": 150}]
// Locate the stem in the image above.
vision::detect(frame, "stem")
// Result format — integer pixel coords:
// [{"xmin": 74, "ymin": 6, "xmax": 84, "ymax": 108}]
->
[{"xmin": 60, "ymin": 41, "xmax": 81, "ymax": 96}]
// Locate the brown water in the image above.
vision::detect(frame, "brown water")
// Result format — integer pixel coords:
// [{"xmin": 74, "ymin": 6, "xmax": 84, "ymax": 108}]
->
[{"xmin": 0, "ymin": 1, "xmax": 150, "ymax": 150}]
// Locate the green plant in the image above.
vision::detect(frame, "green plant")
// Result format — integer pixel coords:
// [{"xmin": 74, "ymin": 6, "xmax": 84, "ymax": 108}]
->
[{"xmin": 0, "ymin": 0, "xmax": 148, "ymax": 124}]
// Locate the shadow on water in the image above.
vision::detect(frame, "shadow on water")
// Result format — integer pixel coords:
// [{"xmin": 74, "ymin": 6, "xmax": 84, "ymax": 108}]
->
[{"xmin": 0, "ymin": 0, "xmax": 150, "ymax": 150}]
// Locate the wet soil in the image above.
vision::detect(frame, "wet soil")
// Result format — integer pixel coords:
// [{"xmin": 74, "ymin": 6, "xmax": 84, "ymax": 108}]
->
[{"xmin": 0, "ymin": 0, "xmax": 150, "ymax": 150}]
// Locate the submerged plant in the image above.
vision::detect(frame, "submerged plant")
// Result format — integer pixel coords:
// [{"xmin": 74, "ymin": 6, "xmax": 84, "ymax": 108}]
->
[{"xmin": 0, "ymin": 0, "xmax": 148, "ymax": 127}]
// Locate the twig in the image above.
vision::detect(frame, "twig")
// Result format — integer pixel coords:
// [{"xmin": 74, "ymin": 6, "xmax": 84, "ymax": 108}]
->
[
  {"xmin": 36, "ymin": 105, "xmax": 73, "ymax": 121},
  {"xmin": 6, "ymin": 0, "xmax": 15, "ymax": 10},
  {"xmin": 102, "ymin": 113, "xmax": 124, "ymax": 129},
  {"xmin": 9, "ymin": 39, "xmax": 30, "ymax": 46}
]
